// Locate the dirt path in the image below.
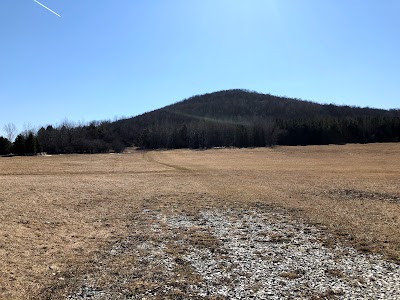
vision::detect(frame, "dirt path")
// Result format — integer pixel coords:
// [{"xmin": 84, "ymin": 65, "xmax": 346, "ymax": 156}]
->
[{"xmin": 143, "ymin": 151, "xmax": 192, "ymax": 172}]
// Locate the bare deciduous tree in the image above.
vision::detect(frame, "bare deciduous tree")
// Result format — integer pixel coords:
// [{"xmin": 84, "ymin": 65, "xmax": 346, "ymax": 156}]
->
[{"xmin": 3, "ymin": 123, "xmax": 17, "ymax": 142}]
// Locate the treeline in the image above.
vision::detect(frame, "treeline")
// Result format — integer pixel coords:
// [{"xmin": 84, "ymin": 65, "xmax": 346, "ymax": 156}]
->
[
  {"xmin": 114, "ymin": 113, "xmax": 400, "ymax": 149},
  {"xmin": 277, "ymin": 116, "xmax": 400, "ymax": 145},
  {"xmin": 0, "ymin": 132, "xmax": 41, "ymax": 156},
  {"xmin": 1, "ymin": 89, "xmax": 399, "ymax": 155},
  {"xmin": 36, "ymin": 122, "xmax": 125, "ymax": 154},
  {"xmin": 0, "ymin": 121, "xmax": 125, "ymax": 155}
]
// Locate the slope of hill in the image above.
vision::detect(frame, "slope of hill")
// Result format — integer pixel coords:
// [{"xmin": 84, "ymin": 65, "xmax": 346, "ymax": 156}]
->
[
  {"xmin": 4, "ymin": 89, "xmax": 399, "ymax": 155},
  {"xmin": 109, "ymin": 89, "xmax": 400, "ymax": 150}
]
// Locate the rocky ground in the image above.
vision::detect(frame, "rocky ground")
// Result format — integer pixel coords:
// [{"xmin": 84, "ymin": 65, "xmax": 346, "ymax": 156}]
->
[{"xmin": 66, "ymin": 205, "xmax": 400, "ymax": 300}]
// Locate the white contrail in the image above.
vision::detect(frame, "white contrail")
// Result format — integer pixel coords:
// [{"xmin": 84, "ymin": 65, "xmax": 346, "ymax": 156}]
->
[{"xmin": 33, "ymin": 0, "xmax": 61, "ymax": 17}]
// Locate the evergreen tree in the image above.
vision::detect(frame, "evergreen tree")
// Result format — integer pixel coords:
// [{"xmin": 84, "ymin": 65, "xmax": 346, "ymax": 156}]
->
[
  {"xmin": 0, "ymin": 137, "xmax": 11, "ymax": 155},
  {"xmin": 25, "ymin": 132, "xmax": 37, "ymax": 154},
  {"xmin": 12, "ymin": 134, "xmax": 26, "ymax": 155}
]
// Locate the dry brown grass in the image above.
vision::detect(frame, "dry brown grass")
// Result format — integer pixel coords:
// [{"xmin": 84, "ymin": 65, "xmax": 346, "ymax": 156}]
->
[{"xmin": 0, "ymin": 143, "xmax": 399, "ymax": 299}]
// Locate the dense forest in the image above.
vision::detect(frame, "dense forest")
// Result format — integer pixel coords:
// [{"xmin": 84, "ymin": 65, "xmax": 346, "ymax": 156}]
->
[{"xmin": 1, "ymin": 89, "xmax": 399, "ymax": 155}]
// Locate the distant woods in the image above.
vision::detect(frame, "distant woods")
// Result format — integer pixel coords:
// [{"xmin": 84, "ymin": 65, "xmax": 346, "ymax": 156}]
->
[
  {"xmin": 119, "ymin": 90, "xmax": 400, "ymax": 149},
  {"xmin": 1, "ymin": 90, "xmax": 399, "ymax": 155},
  {"xmin": 0, "ymin": 121, "xmax": 123, "ymax": 155}
]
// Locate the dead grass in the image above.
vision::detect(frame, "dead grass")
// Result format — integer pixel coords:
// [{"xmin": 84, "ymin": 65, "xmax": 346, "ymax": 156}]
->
[
  {"xmin": 279, "ymin": 271, "xmax": 303, "ymax": 280},
  {"xmin": 0, "ymin": 143, "xmax": 399, "ymax": 299},
  {"xmin": 325, "ymin": 268, "xmax": 345, "ymax": 278}
]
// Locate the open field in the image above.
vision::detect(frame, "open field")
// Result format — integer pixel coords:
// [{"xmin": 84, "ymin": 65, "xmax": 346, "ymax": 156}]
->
[{"xmin": 0, "ymin": 144, "xmax": 399, "ymax": 299}]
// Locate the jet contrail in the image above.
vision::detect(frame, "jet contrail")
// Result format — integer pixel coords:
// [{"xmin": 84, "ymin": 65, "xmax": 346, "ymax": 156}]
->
[{"xmin": 33, "ymin": 0, "xmax": 61, "ymax": 17}]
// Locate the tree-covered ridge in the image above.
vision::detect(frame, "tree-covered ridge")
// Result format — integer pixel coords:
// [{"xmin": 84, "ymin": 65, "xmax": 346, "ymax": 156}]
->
[
  {"xmin": 112, "ymin": 89, "xmax": 400, "ymax": 149},
  {"xmin": 1, "ymin": 89, "xmax": 399, "ymax": 155}
]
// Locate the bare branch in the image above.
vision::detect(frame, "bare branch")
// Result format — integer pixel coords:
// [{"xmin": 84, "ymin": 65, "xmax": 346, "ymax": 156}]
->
[{"xmin": 3, "ymin": 123, "xmax": 17, "ymax": 142}]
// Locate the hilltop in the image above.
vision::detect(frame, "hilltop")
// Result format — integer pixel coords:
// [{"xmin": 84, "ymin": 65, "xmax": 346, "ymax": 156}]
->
[{"xmin": 109, "ymin": 89, "xmax": 400, "ymax": 149}]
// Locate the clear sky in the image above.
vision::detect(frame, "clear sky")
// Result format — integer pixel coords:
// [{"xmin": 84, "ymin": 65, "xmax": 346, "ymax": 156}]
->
[{"xmin": 1, "ymin": 0, "xmax": 399, "ymax": 137}]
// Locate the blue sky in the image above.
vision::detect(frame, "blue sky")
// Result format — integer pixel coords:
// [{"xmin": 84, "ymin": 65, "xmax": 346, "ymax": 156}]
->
[{"xmin": 1, "ymin": 0, "xmax": 399, "ymax": 137}]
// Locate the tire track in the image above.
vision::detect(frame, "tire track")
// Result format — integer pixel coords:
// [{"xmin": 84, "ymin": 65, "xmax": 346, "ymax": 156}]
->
[{"xmin": 143, "ymin": 151, "xmax": 191, "ymax": 172}]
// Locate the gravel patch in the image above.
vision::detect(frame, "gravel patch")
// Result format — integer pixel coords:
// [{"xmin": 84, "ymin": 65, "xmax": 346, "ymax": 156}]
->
[
  {"xmin": 171, "ymin": 209, "xmax": 400, "ymax": 299},
  {"xmin": 67, "ymin": 207, "xmax": 400, "ymax": 299}
]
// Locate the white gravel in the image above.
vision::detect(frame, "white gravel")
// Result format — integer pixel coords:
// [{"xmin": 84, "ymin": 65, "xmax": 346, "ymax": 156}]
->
[
  {"xmin": 167, "ymin": 208, "xmax": 400, "ymax": 299},
  {"xmin": 68, "ymin": 207, "xmax": 400, "ymax": 299}
]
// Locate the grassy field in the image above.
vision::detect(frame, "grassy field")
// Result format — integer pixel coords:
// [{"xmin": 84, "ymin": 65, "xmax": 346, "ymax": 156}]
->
[{"xmin": 0, "ymin": 144, "xmax": 399, "ymax": 299}]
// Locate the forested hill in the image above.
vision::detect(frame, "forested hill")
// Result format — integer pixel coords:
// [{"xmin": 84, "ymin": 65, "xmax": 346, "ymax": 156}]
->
[
  {"xmin": 109, "ymin": 89, "xmax": 400, "ymax": 150},
  {"xmin": 2, "ymin": 89, "xmax": 400, "ymax": 155}
]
